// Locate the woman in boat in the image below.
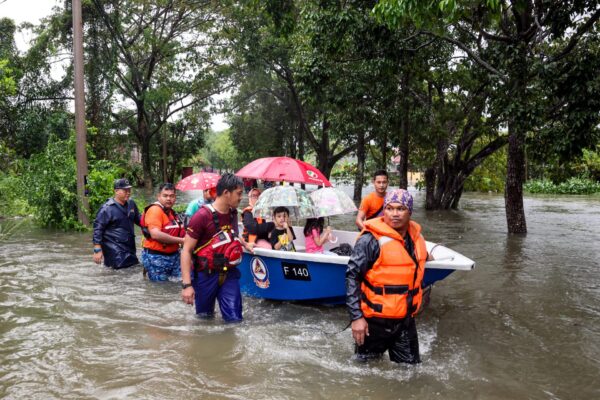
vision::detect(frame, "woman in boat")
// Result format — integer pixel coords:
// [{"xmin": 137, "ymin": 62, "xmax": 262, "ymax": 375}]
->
[{"xmin": 241, "ymin": 188, "xmax": 274, "ymax": 249}]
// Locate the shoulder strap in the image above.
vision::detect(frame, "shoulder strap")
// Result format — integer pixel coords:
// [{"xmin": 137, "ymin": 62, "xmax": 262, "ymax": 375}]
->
[
  {"xmin": 203, "ymin": 204, "xmax": 220, "ymax": 231},
  {"xmin": 366, "ymin": 205, "xmax": 383, "ymax": 220},
  {"xmin": 143, "ymin": 201, "xmax": 163, "ymax": 213}
]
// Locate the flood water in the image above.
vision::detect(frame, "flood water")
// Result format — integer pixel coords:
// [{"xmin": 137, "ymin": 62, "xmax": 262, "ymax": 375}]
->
[{"xmin": 1, "ymin": 189, "xmax": 599, "ymax": 399}]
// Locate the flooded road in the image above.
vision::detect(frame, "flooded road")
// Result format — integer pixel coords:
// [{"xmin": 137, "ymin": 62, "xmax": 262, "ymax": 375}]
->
[{"xmin": 1, "ymin": 190, "xmax": 599, "ymax": 399}]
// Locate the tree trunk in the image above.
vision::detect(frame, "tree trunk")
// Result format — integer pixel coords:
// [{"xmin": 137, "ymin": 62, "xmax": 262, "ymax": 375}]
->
[
  {"xmin": 381, "ymin": 130, "xmax": 388, "ymax": 171},
  {"xmin": 424, "ymin": 167, "xmax": 435, "ymax": 209},
  {"xmin": 505, "ymin": 44, "xmax": 528, "ymax": 234},
  {"xmin": 354, "ymin": 130, "xmax": 365, "ymax": 201},
  {"xmin": 505, "ymin": 125, "xmax": 527, "ymax": 233},
  {"xmin": 138, "ymin": 109, "xmax": 153, "ymax": 192},
  {"xmin": 298, "ymin": 123, "xmax": 304, "ymax": 161},
  {"xmin": 316, "ymin": 118, "xmax": 331, "ymax": 178},
  {"xmin": 397, "ymin": 71, "xmax": 411, "ymax": 189},
  {"xmin": 451, "ymin": 185, "xmax": 463, "ymax": 209},
  {"xmin": 162, "ymin": 126, "xmax": 168, "ymax": 183}
]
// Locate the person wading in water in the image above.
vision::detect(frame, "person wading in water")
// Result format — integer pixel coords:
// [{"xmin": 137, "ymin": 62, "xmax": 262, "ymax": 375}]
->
[
  {"xmin": 180, "ymin": 174, "xmax": 254, "ymax": 322},
  {"xmin": 346, "ymin": 188, "xmax": 433, "ymax": 364},
  {"xmin": 355, "ymin": 170, "xmax": 389, "ymax": 231}
]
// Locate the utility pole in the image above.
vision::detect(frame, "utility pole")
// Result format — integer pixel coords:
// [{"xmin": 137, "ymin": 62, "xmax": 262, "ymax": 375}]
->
[{"xmin": 73, "ymin": 0, "xmax": 90, "ymax": 226}]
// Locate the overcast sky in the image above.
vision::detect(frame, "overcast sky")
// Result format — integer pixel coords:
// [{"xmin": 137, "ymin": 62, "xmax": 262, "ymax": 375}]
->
[
  {"xmin": 0, "ymin": 0, "xmax": 59, "ymax": 49},
  {"xmin": 0, "ymin": 0, "xmax": 228, "ymax": 131}
]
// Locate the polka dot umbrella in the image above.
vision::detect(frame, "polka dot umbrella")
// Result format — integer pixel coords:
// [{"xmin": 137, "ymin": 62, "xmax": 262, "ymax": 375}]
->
[{"xmin": 175, "ymin": 172, "xmax": 221, "ymax": 191}]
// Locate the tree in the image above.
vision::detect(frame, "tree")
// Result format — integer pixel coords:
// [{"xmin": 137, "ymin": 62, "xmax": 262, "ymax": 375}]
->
[
  {"xmin": 0, "ymin": 15, "xmax": 73, "ymax": 159},
  {"xmin": 201, "ymin": 129, "xmax": 242, "ymax": 172},
  {"xmin": 375, "ymin": 0, "xmax": 600, "ymax": 233},
  {"xmin": 91, "ymin": 0, "xmax": 226, "ymax": 191}
]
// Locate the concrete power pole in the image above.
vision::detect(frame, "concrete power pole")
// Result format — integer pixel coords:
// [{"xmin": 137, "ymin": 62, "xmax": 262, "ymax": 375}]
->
[{"xmin": 73, "ymin": 0, "xmax": 90, "ymax": 226}]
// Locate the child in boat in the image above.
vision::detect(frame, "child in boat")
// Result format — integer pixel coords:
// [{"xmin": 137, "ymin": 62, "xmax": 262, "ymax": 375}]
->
[
  {"xmin": 303, "ymin": 217, "xmax": 335, "ymax": 254},
  {"xmin": 269, "ymin": 206, "xmax": 296, "ymax": 251}
]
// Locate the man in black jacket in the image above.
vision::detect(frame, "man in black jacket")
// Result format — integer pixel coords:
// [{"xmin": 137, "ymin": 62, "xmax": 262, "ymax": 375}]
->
[
  {"xmin": 92, "ymin": 178, "xmax": 141, "ymax": 268},
  {"xmin": 346, "ymin": 189, "xmax": 432, "ymax": 364}
]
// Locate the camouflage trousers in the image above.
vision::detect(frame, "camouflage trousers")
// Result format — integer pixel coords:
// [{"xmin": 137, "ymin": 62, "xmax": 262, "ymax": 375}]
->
[{"xmin": 141, "ymin": 249, "xmax": 181, "ymax": 281}]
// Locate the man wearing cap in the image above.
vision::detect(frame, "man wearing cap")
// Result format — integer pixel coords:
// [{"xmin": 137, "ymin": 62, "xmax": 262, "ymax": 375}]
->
[
  {"xmin": 92, "ymin": 178, "xmax": 141, "ymax": 269},
  {"xmin": 346, "ymin": 189, "xmax": 433, "ymax": 364}
]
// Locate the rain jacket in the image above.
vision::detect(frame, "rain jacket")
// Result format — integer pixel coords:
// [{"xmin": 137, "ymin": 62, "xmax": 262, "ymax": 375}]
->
[
  {"xmin": 93, "ymin": 198, "xmax": 141, "ymax": 268},
  {"xmin": 346, "ymin": 219, "xmax": 426, "ymax": 321}
]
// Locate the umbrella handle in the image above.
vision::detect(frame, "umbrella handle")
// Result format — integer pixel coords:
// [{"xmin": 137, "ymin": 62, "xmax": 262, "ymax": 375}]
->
[{"xmin": 328, "ymin": 235, "xmax": 338, "ymax": 244}]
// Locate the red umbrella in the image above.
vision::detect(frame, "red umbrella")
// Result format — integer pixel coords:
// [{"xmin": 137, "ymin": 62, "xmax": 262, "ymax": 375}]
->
[
  {"xmin": 235, "ymin": 157, "xmax": 332, "ymax": 187},
  {"xmin": 175, "ymin": 172, "xmax": 221, "ymax": 191}
]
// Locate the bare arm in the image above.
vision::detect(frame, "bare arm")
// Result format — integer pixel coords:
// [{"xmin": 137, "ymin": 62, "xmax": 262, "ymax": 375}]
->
[
  {"xmin": 355, "ymin": 210, "xmax": 366, "ymax": 230},
  {"xmin": 313, "ymin": 227, "xmax": 332, "ymax": 246},
  {"xmin": 180, "ymin": 234, "xmax": 198, "ymax": 304},
  {"xmin": 238, "ymin": 235, "xmax": 255, "ymax": 253},
  {"xmin": 149, "ymin": 227, "xmax": 185, "ymax": 245}
]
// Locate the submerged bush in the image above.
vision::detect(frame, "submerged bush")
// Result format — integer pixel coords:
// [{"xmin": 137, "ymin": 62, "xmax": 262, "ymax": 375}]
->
[
  {"xmin": 22, "ymin": 134, "xmax": 82, "ymax": 229},
  {"xmin": 0, "ymin": 171, "xmax": 31, "ymax": 217},
  {"xmin": 22, "ymin": 133, "xmax": 126, "ymax": 230},
  {"xmin": 524, "ymin": 178, "xmax": 600, "ymax": 194}
]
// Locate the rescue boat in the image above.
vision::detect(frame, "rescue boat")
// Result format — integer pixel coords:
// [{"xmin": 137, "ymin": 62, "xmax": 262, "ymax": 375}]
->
[{"xmin": 239, "ymin": 227, "xmax": 475, "ymax": 305}]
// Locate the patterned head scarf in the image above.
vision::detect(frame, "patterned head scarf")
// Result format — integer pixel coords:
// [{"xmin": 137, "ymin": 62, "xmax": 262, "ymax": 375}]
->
[{"xmin": 383, "ymin": 189, "xmax": 413, "ymax": 214}]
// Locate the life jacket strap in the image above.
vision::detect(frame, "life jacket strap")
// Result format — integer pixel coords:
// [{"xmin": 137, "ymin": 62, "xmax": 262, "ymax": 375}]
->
[
  {"xmin": 361, "ymin": 292, "xmax": 383, "ymax": 313},
  {"xmin": 362, "ymin": 279, "xmax": 419, "ymax": 296}
]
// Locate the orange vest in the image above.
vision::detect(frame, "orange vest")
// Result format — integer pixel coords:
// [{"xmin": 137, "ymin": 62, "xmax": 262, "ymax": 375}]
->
[
  {"xmin": 360, "ymin": 218, "xmax": 427, "ymax": 319},
  {"xmin": 241, "ymin": 206, "xmax": 263, "ymax": 243},
  {"xmin": 141, "ymin": 202, "xmax": 184, "ymax": 253}
]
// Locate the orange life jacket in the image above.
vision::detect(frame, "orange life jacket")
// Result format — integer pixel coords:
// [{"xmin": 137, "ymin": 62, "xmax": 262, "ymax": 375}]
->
[
  {"xmin": 360, "ymin": 218, "xmax": 427, "ymax": 319},
  {"xmin": 140, "ymin": 202, "xmax": 185, "ymax": 253},
  {"xmin": 241, "ymin": 205, "xmax": 264, "ymax": 243},
  {"xmin": 193, "ymin": 204, "xmax": 243, "ymax": 271}
]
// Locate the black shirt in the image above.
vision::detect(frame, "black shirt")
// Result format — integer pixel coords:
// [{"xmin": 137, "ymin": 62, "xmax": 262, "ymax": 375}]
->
[{"xmin": 269, "ymin": 227, "xmax": 296, "ymax": 251}]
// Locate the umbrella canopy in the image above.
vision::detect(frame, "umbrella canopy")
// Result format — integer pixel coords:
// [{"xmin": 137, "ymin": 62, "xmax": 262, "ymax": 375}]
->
[
  {"xmin": 310, "ymin": 187, "xmax": 358, "ymax": 217},
  {"xmin": 252, "ymin": 185, "xmax": 317, "ymax": 220},
  {"xmin": 235, "ymin": 157, "xmax": 332, "ymax": 187},
  {"xmin": 175, "ymin": 172, "xmax": 220, "ymax": 191}
]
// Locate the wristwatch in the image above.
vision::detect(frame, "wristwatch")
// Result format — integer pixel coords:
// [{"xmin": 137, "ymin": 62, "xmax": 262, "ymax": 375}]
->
[
  {"xmin": 181, "ymin": 283, "xmax": 193, "ymax": 289},
  {"xmin": 93, "ymin": 248, "xmax": 102, "ymax": 253}
]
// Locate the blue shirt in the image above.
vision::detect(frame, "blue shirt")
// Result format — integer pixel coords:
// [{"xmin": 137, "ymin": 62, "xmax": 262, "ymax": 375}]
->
[{"xmin": 185, "ymin": 197, "xmax": 213, "ymax": 217}]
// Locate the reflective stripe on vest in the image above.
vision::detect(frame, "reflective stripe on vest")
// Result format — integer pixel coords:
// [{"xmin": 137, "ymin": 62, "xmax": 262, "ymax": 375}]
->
[
  {"xmin": 241, "ymin": 206, "xmax": 263, "ymax": 243},
  {"xmin": 141, "ymin": 202, "xmax": 184, "ymax": 253},
  {"xmin": 360, "ymin": 220, "xmax": 427, "ymax": 319}
]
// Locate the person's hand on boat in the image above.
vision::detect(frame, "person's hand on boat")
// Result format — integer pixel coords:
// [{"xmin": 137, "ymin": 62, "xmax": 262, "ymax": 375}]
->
[
  {"xmin": 181, "ymin": 286, "xmax": 195, "ymax": 305},
  {"xmin": 351, "ymin": 317, "xmax": 369, "ymax": 346},
  {"xmin": 244, "ymin": 241, "xmax": 255, "ymax": 253}
]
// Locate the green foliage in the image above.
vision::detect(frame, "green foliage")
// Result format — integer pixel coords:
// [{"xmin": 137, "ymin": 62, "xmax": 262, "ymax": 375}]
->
[
  {"xmin": 464, "ymin": 147, "xmax": 507, "ymax": 192},
  {"xmin": 21, "ymin": 132, "xmax": 127, "ymax": 229},
  {"xmin": 87, "ymin": 159, "xmax": 123, "ymax": 219},
  {"xmin": 172, "ymin": 203, "xmax": 187, "ymax": 215},
  {"xmin": 524, "ymin": 178, "xmax": 600, "ymax": 195},
  {"xmin": 330, "ymin": 162, "xmax": 359, "ymax": 186},
  {"xmin": 577, "ymin": 146, "xmax": 600, "ymax": 181},
  {"xmin": 201, "ymin": 130, "xmax": 243, "ymax": 172},
  {"xmin": 0, "ymin": 171, "xmax": 31, "ymax": 217},
  {"xmin": 22, "ymin": 133, "xmax": 83, "ymax": 230},
  {"xmin": 0, "ymin": 59, "xmax": 16, "ymax": 97}
]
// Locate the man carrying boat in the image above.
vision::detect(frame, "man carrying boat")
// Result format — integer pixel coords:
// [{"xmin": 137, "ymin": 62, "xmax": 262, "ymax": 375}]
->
[
  {"xmin": 92, "ymin": 178, "xmax": 141, "ymax": 269},
  {"xmin": 140, "ymin": 183, "xmax": 185, "ymax": 281},
  {"xmin": 355, "ymin": 170, "xmax": 389, "ymax": 230},
  {"xmin": 346, "ymin": 188, "xmax": 432, "ymax": 364},
  {"xmin": 180, "ymin": 174, "xmax": 254, "ymax": 322}
]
